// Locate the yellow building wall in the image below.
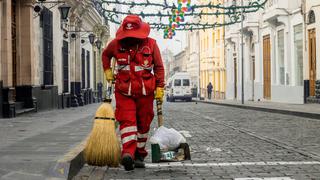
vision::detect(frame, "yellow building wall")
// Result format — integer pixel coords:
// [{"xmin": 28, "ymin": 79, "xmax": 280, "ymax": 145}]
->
[{"xmin": 199, "ymin": 0, "xmax": 225, "ymax": 99}]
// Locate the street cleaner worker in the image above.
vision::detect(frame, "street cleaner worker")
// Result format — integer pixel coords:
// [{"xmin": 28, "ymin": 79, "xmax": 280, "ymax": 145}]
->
[{"xmin": 102, "ymin": 15, "xmax": 165, "ymax": 171}]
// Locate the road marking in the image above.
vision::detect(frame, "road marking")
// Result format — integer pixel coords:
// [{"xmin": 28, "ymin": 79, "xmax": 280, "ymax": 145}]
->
[
  {"xmin": 146, "ymin": 161, "xmax": 320, "ymax": 168},
  {"xmin": 179, "ymin": 130, "xmax": 192, "ymax": 138},
  {"xmin": 235, "ymin": 178, "xmax": 294, "ymax": 180},
  {"xmin": 206, "ymin": 147, "xmax": 222, "ymax": 152}
]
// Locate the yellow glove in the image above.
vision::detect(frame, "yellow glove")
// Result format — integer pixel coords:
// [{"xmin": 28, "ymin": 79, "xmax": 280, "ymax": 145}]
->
[
  {"xmin": 104, "ymin": 69, "xmax": 114, "ymax": 83},
  {"xmin": 155, "ymin": 87, "xmax": 164, "ymax": 103}
]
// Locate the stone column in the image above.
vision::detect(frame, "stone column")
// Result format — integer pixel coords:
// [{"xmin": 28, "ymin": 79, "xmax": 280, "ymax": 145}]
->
[
  {"xmin": 69, "ymin": 16, "xmax": 85, "ymax": 107},
  {"xmin": 1, "ymin": 0, "xmax": 12, "ymax": 88},
  {"xmin": 0, "ymin": 0, "xmax": 2, "ymax": 79},
  {"xmin": 69, "ymin": 18, "xmax": 79, "ymax": 107},
  {"xmin": 14, "ymin": 0, "xmax": 37, "ymax": 110},
  {"xmin": 16, "ymin": 0, "xmax": 34, "ymax": 86},
  {"xmin": 1, "ymin": 0, "xmax": 16, "ymax": 118},
  {"xmin": 75, "ymin": 26, "xmax": 84, "ymax": 106},
  {"xmin": 0, "ymin": 0, "xmax": 3, "ymax": 117}
]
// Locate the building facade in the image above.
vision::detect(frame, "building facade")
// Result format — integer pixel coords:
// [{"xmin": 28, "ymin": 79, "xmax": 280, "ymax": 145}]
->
[
  {"xmin": 225, "ymin": 0, "xmax": 308, "ymax": 104},
  {"xmin": 199, "ymin": 0, "xmax": 226, "ymax": 99},
  {"xmin": 187, "ymin": 31, "xmax": 200, "ymax": 89},
  {"xmin": 161, "ymin": 48, "xmax": 174, "ymax": 82},
  {"xmin": 305, "ymin": 0, "xmax": 320, "ymax": 103},
  {"xmin": 225, "ymin": 0, "xmax": 261, "ymax": 102},
  {"xmin": 173, "ymin": 50, "xmax": 187, "ymax": 74},
  {"xmin": 0, "ymin": 0, "xmax": 108, "ymax": 118}
]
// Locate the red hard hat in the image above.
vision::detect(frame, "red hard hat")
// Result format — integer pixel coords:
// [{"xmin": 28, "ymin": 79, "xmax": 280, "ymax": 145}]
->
[{"xmin": 116, "ymin": 15, "xmax": 150, "ymax": 40}]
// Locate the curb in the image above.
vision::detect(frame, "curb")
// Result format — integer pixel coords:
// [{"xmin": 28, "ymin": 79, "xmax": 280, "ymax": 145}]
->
[
  {"xmin": 48, "ymin": 138, "xmax": 88, "ymax": 180},
  {"xmin": 196, "ymin": 100, "xmax": 320, "ymax": 120}
]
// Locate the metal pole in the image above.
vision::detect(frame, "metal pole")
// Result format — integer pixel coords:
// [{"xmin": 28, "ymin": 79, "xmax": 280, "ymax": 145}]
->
[
  {"xmin": 198, "ymin": 31, "xmax": 201, "ymax": 100},
  {"xmin": 241, "ymin": 0, "xmax": 244, "ymax": 104}
]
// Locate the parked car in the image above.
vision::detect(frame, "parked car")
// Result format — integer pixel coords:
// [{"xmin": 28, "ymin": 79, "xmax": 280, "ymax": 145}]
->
[{"xmin": 166, "ymin": 72, "xmax": 192, "ymax": 102}]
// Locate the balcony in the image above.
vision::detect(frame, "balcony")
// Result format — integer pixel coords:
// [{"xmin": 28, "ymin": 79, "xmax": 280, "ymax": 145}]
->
[{"xmin": 263, "ymin": 0, "xmax": 301, "ymax": 23}]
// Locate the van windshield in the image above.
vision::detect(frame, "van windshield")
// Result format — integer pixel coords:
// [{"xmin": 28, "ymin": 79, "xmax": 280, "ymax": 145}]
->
[
  {"xmin": 174, "ymin": 79, "xmax": 181, "ymax": 86},
  {"xmin": 183, "ymin": 79, "xmax": 190, "ymax": 86}
]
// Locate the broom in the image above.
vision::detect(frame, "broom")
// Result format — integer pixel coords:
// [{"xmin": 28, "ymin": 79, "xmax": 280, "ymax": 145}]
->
[{"xmin": 84, "ymin": 59, "xmax": 120, "ymax": 167}]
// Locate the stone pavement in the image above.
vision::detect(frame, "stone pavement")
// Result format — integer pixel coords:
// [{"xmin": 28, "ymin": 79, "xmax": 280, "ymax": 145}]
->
[
  {"xmin": 197, "ymin": 99, "xmax": 320, "ymax": 119},
  {"xmin": 75, "ymin": 102, "xmax": 320, "ymax": 180},
  {"xmin": 0, "ymin": 104, "xmax": 100, "ymax": 180}
]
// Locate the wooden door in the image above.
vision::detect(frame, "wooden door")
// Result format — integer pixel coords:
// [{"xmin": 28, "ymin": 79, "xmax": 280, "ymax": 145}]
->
[
  {"xmin": 263, "ymin": 35, "xmax": 271, "ymax": 99},
  {"xmin": 234, "ymin": 58, "xmax": 237, "ymax": 99},
  {"xmin": 308, "ymin": 29, "xmax": 316, "ymax": 96}
]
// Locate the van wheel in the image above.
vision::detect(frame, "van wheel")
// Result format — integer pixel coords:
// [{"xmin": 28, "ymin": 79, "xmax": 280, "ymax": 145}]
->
[
  {"xmin": 186, "ymin": 98, "xmax": 192, "ymax": 102},
  {"xmin": 170, "ymin": 97, "xmax": 175, "ymax": 102}
]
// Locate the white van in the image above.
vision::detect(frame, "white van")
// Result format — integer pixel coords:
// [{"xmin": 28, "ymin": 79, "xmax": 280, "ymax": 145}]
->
[{"xmin": 166, "ymin": 72, "xmax": 192, "ymax": 102}]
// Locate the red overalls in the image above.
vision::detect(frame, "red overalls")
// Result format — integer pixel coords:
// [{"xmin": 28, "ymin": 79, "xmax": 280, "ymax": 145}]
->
[{"xmin": 102, "ymin": 37, "xmax": 165, "ymax": 160}]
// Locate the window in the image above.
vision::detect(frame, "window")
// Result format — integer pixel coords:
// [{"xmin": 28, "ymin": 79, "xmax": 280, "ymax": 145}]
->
[
  {"xmin": 86, "ymin": 50, "xmax": 90, "ymax": 88},
  {"xmin": 174, "ymin": 79, "xmax": 181, "ymax": 86},
  {"xmin": 183, "ymin": 79, "xmax": 190, "ymax": 86},
  {"xmin": 308, "ymin": 10, "xmax": 316, "ymax": 25},
  {"xmin": 294, "ymin": 24, "xmax": 303, "ymax": 86},
  {"xmin": 62, "ymin": 41, "xmax": 69, "ymax": 92},
  {"xmin": 278, "ymin": 29, "xmax": 285, "ymax": 85},
  {"xmin": 42, "ymin": 7, "xmax": 53, "ymax": 85},
  {"xmin": 81, "ymin": 48, "xmax": 86, "ymax": 89}
]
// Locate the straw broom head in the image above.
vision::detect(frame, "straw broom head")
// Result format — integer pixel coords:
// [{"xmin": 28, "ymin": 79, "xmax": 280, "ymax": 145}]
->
[{"xmin": 84, "ymin": 102, "xmax": 121, "ymax": 167}]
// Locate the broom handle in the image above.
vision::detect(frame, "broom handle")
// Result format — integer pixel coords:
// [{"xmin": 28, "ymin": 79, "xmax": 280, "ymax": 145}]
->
[{"xmin": 156, "ymin": 100, "xmax": 163, "ymax": 127}]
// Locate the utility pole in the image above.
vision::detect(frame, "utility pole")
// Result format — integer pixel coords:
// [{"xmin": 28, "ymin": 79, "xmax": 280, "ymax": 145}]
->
[
  {"xmin": 241, "ymin": 0, "xmax": 244, "ymax": 104},
  {"xmin": 198, "ymin": 31, "xmax": 201, "ymax": 100}
]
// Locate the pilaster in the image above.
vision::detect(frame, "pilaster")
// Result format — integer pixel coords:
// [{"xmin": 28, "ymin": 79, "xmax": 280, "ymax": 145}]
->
[{"xmin": 1, "ymin": 0, "xmax": 12, "ymax": 87}]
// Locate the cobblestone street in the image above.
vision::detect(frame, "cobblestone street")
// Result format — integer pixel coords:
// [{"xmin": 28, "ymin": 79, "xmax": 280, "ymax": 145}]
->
[
  {"xmin": 1, "ymin": 102, "xmax": 320, "ymax": 179},
  {"xmin": 79, "ymin": 102, "xmax": 320, "ymax": 180}
]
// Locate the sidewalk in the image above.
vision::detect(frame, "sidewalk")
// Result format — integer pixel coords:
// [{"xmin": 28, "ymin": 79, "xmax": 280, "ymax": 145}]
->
[
  {"xmin": 196, "ymin": 99, "xmax": 320, "ymax": 119},
  {"xmin": 0, "ymin": 104, "xmax": 99, "ymax": 180}
]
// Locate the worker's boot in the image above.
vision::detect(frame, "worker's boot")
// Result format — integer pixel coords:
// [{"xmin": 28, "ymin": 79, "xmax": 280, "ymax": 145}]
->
[
  {"xmin": 121, "ymin": 153, "xmax": 134, "ymax": 171},
  {"xmin": 134, "ymin": 152, "xmax": 145, "ymax": 168}
]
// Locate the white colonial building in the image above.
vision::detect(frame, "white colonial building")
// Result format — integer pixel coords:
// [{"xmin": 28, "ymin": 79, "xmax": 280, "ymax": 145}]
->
[
  {"xmin": 304, "ymin": 0, "xmax": 320, "ymax": 103},
  {"xmin": 187, "ymin": 31, "xmax": 200, "ymax": 88},
  {"xmin": 225, "ymin": 0, "xmax": 307, "ymax": 104}
]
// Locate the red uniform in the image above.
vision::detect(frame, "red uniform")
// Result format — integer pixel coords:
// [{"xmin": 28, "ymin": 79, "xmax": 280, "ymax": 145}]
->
[{"xmin": 102, "ymin": 37, "xmax": 165, "ymax": 160}]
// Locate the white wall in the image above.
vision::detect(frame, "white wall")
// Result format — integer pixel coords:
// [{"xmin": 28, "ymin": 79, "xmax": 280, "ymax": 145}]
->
[{"xmin": 52, "ymin": 7, "xmax": 64, "ymax": 94}]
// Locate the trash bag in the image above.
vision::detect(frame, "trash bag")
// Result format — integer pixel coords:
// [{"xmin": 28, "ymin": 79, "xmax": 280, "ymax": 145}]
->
[{"xmin": 150, "ymin": 126, "xmax": 186, "ymax": 150}]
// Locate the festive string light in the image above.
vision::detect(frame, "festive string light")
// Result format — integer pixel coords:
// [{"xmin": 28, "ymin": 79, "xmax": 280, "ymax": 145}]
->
[{"xmin": 95, "ymin": 0, "xmax": 267, "ymax": 39}]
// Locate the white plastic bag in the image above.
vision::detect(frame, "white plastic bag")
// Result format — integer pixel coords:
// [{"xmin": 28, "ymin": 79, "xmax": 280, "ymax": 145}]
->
[{"xmin": 150, "ymin": 126, "xmax": 186, "ymax": 150}]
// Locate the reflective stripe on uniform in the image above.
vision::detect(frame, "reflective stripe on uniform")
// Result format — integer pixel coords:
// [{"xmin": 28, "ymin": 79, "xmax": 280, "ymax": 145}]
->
[
  {"xmin": 117, "ymin": 65, "xmax": 130, "ymax": 71},
  {"xmin": 122, "ymin": 134, "xmax": 137, "ymax": 144},
  {"xmin": 137, "ymin": 133, "xmax": 148, "ymax": 139},
  {"xmin": 128, "ymin": 82, "xmax": 132, "ymax": 96},
  {"xmin": 137, "ymin": 142, "xmax": 146, "ymax": 148},
  {"xmin": 135, "ymin": 66, "xmax": 153, "ymax": 72},
  {"xmin": 120, "ymin": 126, "xmax": 137, "ymax": 135},
  {"xmin": 142, "ymin": 81, "xmax": 146, "ymax": 95}
]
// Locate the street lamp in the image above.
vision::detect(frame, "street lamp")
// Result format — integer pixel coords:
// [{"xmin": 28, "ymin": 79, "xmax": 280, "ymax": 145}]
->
[
  {"xmin": 95, "ymin": 40, "xmax": 102, "ymax": 50},
  {"xmin": 58, "ymin": 3, "xmax": 71, "ymax": 21},
  {"xmin": 88, "ymin": 33, "xmax": 96, "ymax": 45},
  {"xmin": 34, "ymin": 1, "xmax": 71, "ymax": 21}
]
